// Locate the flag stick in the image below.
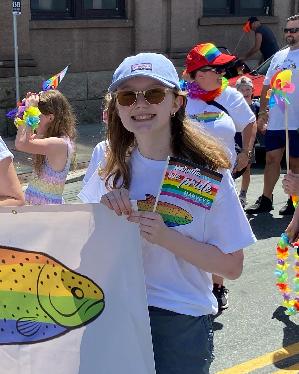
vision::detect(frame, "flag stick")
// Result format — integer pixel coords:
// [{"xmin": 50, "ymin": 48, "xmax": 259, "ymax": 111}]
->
[
  {"xmin": 233, "ymin": 32, "xmax": 246, "ymax": 55},
  {"xmin": 153, "ymin": 156, "xmax": 170, "ymax": 212},
  {"xmin": 285, "ymin": 105, "xmax": 290, "ymax": 173}
]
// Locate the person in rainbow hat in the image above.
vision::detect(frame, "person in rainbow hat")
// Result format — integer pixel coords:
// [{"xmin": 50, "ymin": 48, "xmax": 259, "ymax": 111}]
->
[{"xmin": 183, "ymin": 42, "xmax": 257, "ymax": 310}]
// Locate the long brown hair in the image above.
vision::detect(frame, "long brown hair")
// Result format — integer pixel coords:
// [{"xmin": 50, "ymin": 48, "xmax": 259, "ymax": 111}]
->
[
  {"xmin": 34, "ymin": 90, "xmax": 77, "ymax": 175},
  {"xmin": 100, "ymin": 90, "xmax": 231, "ymax": 190}
]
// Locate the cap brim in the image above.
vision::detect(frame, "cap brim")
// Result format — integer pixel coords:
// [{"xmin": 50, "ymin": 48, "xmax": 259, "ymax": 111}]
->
[
  {"xmin": 108, "ymin": 73, "xmax": 177, "ymax": 92},
  {"xmin": 210, "ymin": 54, "xmax": 237, "ymax": 66}
]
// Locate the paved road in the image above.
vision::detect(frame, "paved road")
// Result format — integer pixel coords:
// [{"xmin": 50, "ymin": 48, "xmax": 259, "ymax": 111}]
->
[{"xmin": 63, "ymin": 167, "xmax": 299, "ymax": 374}]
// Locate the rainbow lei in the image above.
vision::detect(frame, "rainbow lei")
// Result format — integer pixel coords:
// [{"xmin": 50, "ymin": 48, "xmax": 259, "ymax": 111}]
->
[
  {"xmin": 275, "ymin": 198, "xmax": 299, "ymax": 316},
  {"xmin": 276, "ymin": 221, "xmax": 299, "ymax": 315},
  {"xmin": 14, "ymin": 102, "xmax": 41, "ymax": 131},
  {"xmin": 180, "ymin": 77, "xmax": 228, "ymax": 102}
]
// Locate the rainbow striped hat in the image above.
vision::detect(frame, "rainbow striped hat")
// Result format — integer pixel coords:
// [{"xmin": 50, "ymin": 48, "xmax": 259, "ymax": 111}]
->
[{"xmin": 185, "ymin": 43, "xmax": 236, "ymax": 74}]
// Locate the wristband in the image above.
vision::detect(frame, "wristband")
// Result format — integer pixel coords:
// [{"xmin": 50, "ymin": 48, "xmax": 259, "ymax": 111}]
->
[{"xmin": 241, "ymin": 149, "xmax": 252, "ymax": 158}]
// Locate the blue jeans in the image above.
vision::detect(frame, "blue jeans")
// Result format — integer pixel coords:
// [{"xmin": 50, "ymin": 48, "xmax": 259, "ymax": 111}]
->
[{"xmin": 149, "ymin": 307, "xmax": 214, "ymax": 374}]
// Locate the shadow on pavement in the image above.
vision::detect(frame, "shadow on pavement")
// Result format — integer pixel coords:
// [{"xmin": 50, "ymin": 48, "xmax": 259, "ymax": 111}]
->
[
  {"xmin": 271, "ymin": 306, "xmax": 299, "ymax": 369},
  {"xmin": 248, "ymin": 213, "xmax": 291, "ymax": 240},
  {"xmin": 211, "ymin": 313, "xmax": 224, "ymax": 332}
]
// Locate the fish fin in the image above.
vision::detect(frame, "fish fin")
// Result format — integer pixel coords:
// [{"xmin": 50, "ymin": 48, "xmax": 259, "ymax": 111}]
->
[
  {"xmin": 145, "ymin": 194, "xmax": 155, "ymax": 202},
  {"xmin": 17, "ymin": 317, "xmax": 42, "ymax": 337}
]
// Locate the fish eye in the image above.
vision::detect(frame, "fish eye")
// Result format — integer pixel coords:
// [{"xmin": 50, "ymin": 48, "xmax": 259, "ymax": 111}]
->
[{"xmin": 71, "ymin": 287, "xmax": 84, "ymax": 299}]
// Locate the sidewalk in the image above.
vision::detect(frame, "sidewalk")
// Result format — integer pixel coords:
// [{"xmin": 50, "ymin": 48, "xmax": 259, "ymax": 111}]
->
[{"xmin": 5, "ymin": 123, "xmax": 105, "ymax": 184}]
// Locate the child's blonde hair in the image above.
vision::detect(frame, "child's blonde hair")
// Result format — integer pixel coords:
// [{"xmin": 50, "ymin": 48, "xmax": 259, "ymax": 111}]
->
[{"xmin": 34, "ymin": 90, "xmax": 77, "ymax": 175}]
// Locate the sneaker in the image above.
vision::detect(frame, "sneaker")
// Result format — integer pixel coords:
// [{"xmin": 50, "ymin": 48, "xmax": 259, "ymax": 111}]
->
[
  {"xmin": 239, "ymin": 195, "xmax": 247, "ymax": 209},
  {"xmin": 213, "ymin": 284, "xmax": 229, "ymax": 310},
  {"xmin": 279, "ymin": 198, "xmax": 295, "ymax": 216},
  {"xmin": 245, "ymin": 195, "xmax": 273, "ymax": 214}
]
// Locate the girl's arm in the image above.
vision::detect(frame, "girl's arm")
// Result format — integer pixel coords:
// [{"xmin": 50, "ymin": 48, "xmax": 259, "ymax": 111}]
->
[
  {"xmin": 0, "ymin": 157, "xmax": 25, "ymax": 206},
  {"xmin": 15, "ymin": 126, "xmax": 66, "ymax": 156},
  {"xmin": 286, "ymin": 206, "xmax": 299, "ymax": 243},
  {"xmin": 128, "ymin": 211, "xmax": 243, "ymax": 280},
  {"xmin": 101, "ymin": 189, "xmax": 244, "ymax": 280}
]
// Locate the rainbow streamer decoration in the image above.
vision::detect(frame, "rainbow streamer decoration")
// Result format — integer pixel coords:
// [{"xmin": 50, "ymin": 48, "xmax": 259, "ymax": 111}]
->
[
  {"xmin": 158, "ymin": 157, "xmax": 223, "ymax": 210},
  {"xmin": 267, "ymin": 69, "xmax": 295, "ymax": 112},
  {"xmin": 42, "ymin": 65, "xmax": 69, "ymax": 91},
  {"xmin": 197, "ymin": 43, "xmax": 222, "ymax": 63}
]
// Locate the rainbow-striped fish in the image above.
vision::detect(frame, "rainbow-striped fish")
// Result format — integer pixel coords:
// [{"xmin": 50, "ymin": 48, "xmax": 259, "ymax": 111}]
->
[
  {"xmin": 137, "ymin": 194, "xmax": 193, "ymax": 227},
  {"xmin": 0, "ymin": 246, "xmax": 105, "ymax": 345}
]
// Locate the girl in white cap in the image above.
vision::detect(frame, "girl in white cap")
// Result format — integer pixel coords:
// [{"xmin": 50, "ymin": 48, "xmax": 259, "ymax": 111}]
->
[{"xmin": 79, "ymin": 52, "xmax": 256, "ymax": 374}]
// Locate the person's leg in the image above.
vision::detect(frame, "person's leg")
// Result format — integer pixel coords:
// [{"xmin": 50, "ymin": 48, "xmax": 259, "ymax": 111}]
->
[
  {"xmin": 278, "ymin": 131, "xmax": 299, "ymax": 215},
  {"xmin": 246, "ymin": 130, "xmax": 284, "ymax": 214},
  {"xmin": 240, "ymin": 165, "xmax": 251, "ymax": 193},
  {"xmin": 149, "ymin": 307, "xmax": 214, "ymax": 374},
  {"xmin": 263, "ymin": 148, "xmax": 284, "ymax": 198}
]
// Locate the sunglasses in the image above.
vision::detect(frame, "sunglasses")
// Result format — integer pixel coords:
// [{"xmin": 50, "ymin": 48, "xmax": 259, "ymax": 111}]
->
[
  {"xmin": 284, "ymin": 27, "xmax": 299, "ymax": 34},
  {"xmin": 198, "ymin": 66, "xmax": 227, "ymax": 74},
  {"xmin": 116, "ymin": 87, "xmax": 172, "ymax": 106}
]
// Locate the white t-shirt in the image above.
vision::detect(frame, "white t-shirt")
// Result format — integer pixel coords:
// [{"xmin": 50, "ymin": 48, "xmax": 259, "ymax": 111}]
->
[
  {"xmin": 82, "ymin": 140, "xmax": 108, "ymax": 186},
  {"xmin": 186, "ymin": 87, "xmax": 256, "ymax": 167},
  {"xmin": 264, "ymin": 47, "xmax": 299, "ymax": 130},
  {"xmin": 0, "ymin": 137, "xmax": 13, "ymax": 162},
  {"xmin": 79, "ymin": 143, "xmax": 256, "ymax": 317}
]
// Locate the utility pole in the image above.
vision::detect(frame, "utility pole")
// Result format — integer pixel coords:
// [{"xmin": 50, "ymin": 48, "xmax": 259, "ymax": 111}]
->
[{"xmin": 12, "ymin": 1, "xmax": 21, "ymax": 104}]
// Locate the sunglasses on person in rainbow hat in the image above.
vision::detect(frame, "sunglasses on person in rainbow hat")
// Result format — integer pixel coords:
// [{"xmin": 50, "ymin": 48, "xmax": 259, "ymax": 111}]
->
[{"xmin": 184, "ymin": 43, "xmax": 237, "ymax": 75}]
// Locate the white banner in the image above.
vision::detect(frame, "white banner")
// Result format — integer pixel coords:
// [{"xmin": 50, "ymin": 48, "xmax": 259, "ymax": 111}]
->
[{"xmin": 0, "ymin": 204, "xmax": 155, "ymax": 374}]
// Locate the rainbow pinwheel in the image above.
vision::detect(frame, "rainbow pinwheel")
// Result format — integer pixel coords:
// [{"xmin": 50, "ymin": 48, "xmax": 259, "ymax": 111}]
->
[
  {"xmin": 267, "ymin": 69, "xmax": 295, "ymax": 112},
  {"xmin": 42, "ymin": 65, "xmax": 69, "ymax": 91}
]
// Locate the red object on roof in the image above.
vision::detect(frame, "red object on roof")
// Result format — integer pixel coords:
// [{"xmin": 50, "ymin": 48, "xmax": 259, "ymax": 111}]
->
[{"xmin": 228, "ymin": 73, "xmax": 265, "ymax": 97}]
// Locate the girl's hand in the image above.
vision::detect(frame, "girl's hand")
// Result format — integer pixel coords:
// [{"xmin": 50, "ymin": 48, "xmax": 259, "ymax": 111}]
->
[
  {"xmin": 25, "ymin": 93, "xmax": 39, "ymax": 108},
  {"xmin": 128, "ymin": 211, "xmax": 169, "ymax": 245},
  {"xmin": 282, "ymin": 171, "xmax": 299, "ymax": 196},
  {"xmin": 285, "ymin": 215, "xmax": 299, "ymax": 243},
  {"xmin": 100, "ymin": 188, "xmax": 132, "ymax": 216}
]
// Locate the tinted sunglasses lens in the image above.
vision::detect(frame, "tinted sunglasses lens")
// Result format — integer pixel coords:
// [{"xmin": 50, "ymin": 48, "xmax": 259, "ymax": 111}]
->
[
  {"xmin": 215, "ymin": 67, "xmax": 226, "ymax": 74},
  {"xmin": 116, "ymin": 91, "xmax": 136, "ymax": 106},
  {"xmin": 284, "ymin": 28, "xmax": 299, "ymax": 33},
  {"xmin": 144, "ymin": 88, "xmax": 166, "ymax": 104}
]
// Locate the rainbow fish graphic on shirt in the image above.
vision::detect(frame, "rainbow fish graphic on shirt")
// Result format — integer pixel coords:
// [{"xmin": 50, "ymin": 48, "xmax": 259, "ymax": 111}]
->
[
  {"xmin": 137, "ymin": 195, "xmax": 193, "ymax": 227},
  {"xmin": 0, "ymin": 246, "xmax": 105, "ymax": 345},
  {"xmin": 158, "ymin": 157, "xmax": 223, "ymax": 210},
  {"xmin": 190, "ymin": 111, "xmax": 224, "ymax": 123}
]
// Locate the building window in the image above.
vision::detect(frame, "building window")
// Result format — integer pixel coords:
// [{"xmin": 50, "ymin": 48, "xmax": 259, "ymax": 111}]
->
[
  {"xmin": 203, "ymin": 0, "xmax": 273, "ymax": 16},
  {"xmin": 30, "ymin": 0, "xmax": 126, "ymax": 20}
]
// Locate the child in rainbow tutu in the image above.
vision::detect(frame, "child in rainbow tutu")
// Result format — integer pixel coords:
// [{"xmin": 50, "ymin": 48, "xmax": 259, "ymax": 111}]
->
[{"xmin": 15, "ymin": 90, "xmax": 77, "ymax": 205}]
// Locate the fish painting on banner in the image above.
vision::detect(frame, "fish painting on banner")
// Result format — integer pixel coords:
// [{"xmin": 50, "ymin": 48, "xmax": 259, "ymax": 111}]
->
[
  {"xmin": 0, "ymin": 204, "xmax": 156, "ymax": 374},
  {"xmin": 0, "ymin": 246, "xmax": 105, "ymax": 345}
]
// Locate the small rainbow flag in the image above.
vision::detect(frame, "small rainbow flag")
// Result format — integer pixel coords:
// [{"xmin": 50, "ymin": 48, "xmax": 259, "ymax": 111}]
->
[
  {"xmin": 157, "ymin": 157, "xmax": 223, "ymax": 210},
  {"xmin": 42, "ymin": 65, "xmax": 69, "ymax": 91}
]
